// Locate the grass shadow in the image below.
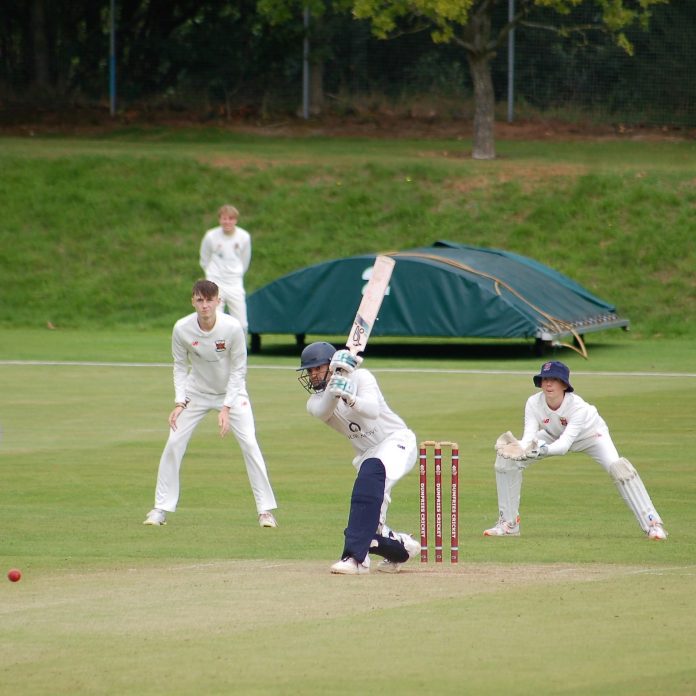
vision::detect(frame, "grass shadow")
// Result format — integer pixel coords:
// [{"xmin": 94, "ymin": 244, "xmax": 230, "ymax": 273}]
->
[{"xmin": 250, "ymin": 333, "xmax": 632, "ymax": 363}]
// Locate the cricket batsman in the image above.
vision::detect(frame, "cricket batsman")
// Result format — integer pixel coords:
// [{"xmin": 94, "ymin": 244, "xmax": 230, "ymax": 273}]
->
[{"xmin": 297, "ymin": 342, "xmax": 421, "ymax": 574}]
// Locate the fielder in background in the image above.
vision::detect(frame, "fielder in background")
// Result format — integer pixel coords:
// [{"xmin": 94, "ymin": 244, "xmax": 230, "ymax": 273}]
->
[
  {"xmin": 297, "ymin": 342, "xmax": 421, "ymax": 574},
  {"xmin": 199, "ymin": 204, "xmax": 251, "ymax": 333},
  {"xmin": 144, "ymin": 279, "xmax": 278, "ymax": 529},
  {"xmin": 484, "ymin": 361, "xmax": 668, "ymax": 540}
]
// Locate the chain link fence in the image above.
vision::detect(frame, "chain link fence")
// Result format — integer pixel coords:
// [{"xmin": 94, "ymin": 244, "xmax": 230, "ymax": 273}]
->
[{"xmin": 0, "ymin": 0, "xmax": 693, "ymax": 128}]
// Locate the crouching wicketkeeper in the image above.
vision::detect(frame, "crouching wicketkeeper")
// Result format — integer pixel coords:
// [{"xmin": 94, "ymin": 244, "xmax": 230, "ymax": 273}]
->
[{"xmin": 484, "ymin": 361, "xmax": 668, "ymax": 540}]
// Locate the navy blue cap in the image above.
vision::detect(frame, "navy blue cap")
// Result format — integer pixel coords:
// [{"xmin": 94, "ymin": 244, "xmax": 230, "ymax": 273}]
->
[{"xmin": 533, "ymin": 361, "xmax": 574, "ymax": 392}]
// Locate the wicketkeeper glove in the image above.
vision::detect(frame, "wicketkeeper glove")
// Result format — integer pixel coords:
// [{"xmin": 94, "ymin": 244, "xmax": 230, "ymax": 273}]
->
[
  {"xmin": 328, "ymin": 375, "xmax": 357, "ymax": 406},
  {"xmin": 525, "ymin": 442, "xmax": 548, "ymax": 460},
  {"xmin": 330, "ymin": 349, "xmax": 363, "ymax": 374},
  {"xmin": 495, "ymin": 431, "xmax": 527, "ymax": 459}
]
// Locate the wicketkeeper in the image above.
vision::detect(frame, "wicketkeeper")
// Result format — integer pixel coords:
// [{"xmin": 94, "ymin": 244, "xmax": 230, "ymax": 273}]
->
[
  {"xmin": 297, "ymin": 342, "xmax": 421, "ymax": 574},
  {"xmin": 484, "ymin": 361, "xmax": 668, "ymax": 540}
]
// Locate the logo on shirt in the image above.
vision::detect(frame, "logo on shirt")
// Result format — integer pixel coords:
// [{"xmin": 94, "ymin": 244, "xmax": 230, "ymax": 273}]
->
[
  {"xmin": 543, "ymin": 418, "xmax": 550, "ymax": 424},
  {"xmin": 348, "ymin": 426, "xmax": 377, "ymax": 440},
  {"xmin": 192, "ymin": 341, "xmax": 199, "ymax": 347},
  {"xmin": 560, "ymin": 417, "xmax": 568, "ymax": 426},
  {"xmin": 215, "ymin": 340, "xmax": 226, "ymax": 352},
  {"xmin": 349, "ymin": 422, "xmax": 361, "ymax": 433}
]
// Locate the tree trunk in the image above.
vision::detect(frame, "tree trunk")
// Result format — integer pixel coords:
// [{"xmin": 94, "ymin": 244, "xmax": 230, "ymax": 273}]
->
[
  {"xmin": 462, "ymin": 3, "xmax": 496, "ymax": 160},
  {"xmin": 307, "ymin": 12, "xmax": 325, "ymax": 115},
  {"xmin": 310, "ymin": 60, "xmax": 324, "ymax": 115},
  {"xmin": 467, "ymin": 51, "xmax": 496, "ymax": 160},
  {"xmin": 31, "ymin": 0, "xmax": 50, "ymax": 89}
]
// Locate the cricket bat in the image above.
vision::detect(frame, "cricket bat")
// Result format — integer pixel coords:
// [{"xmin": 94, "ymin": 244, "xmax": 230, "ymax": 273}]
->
[{"xmin": 346, "ymin": 255, "xmax": 395, "ymax": 356}]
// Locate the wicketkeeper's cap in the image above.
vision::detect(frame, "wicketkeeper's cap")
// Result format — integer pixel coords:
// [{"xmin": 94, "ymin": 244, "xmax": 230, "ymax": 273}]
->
[{"xmin": 533, "ymin": 361, "xmax": 574, "ymax": 392}]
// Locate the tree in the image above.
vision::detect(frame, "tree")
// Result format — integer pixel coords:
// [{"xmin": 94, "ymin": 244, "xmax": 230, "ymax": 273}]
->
[
  {"xmin": 257, "ymin": 0, "xmax": 357, "ymax": 115},
  {"xmin": 351, "ymin": 0, "xmax": 669, "ymax": 160}
]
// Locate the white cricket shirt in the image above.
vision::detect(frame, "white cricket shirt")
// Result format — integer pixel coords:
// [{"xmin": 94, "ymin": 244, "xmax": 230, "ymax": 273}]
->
[
  {"xmin": 520, "ymin": 391, "xmax": 609, "ymax": 456},
  {"xmin": 307, "ymin": 369, "xmax": 408, "ymax": 455},
  {"xmin": 199, "ymin": 225, "xmax": 251, "ymax": 287},
  {"xmin": 171, "ymin": 312, "xmax": 247, "ymax": 408}
]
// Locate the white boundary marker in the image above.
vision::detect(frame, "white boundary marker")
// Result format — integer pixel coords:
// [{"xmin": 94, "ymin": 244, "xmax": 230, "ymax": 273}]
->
[{"xmin": 1, "ymin": 359, "xmax": 695, "ymax": 378}]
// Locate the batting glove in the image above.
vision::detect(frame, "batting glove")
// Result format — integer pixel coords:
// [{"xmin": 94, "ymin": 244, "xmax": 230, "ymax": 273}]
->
[
  {"xmin": 330, "ymin": 349, "xmax": 363, "ymax": 374},
  {"xmin": 328, "ymin": 375, "xmax": 357, "ymax": 405}
]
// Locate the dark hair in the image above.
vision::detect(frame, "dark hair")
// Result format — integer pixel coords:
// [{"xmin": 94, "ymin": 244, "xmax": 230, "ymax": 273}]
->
[{"xmin": 192, "ymin": 279, "xmax": 219, "ymax": 299}]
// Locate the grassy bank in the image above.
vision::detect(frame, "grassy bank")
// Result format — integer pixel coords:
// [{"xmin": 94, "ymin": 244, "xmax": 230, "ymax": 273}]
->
[{"xmin": 1, "ymin": 132, "xmax": 695, "ymax": 338}]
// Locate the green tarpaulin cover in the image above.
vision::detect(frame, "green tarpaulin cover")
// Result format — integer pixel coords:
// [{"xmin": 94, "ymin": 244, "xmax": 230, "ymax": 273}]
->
[{"xmin": 248, "ymin": 241, "xmax": 628, "ymax": 347}]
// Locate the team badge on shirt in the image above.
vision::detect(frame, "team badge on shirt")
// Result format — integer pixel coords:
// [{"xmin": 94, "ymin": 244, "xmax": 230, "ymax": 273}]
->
[
  {"xmin": 560, "ymin": 417, "xmax": 568, "ymax": 426},
  {"xmin": 215, "ymin": 340, "xmax": 226, "ymax": 352}
]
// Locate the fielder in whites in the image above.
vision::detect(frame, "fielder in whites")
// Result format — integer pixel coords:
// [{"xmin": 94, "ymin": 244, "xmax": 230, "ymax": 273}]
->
[
  {"xmin": 297, "ymin": 342, "xmax": 421, "ymax": 574},
  {"xmin": 144, "ymin": 279, "xmax": 278, "ymax": 528},
  {"xmin": 199, "ymin": 204, "xmax": 252, "ymax": 333},
  {"xmin": 485, "ymin": 361, "xmax": 668, "ymax": 540}
]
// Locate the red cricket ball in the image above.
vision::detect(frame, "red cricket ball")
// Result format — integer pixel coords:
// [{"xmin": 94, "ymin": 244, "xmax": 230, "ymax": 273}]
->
[{"xmin": 7, "ymin": 568, "xmax": 22, "ymax": 582}]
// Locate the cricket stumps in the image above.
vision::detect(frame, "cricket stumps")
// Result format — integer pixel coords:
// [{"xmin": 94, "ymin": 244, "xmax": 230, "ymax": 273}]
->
[{"xmin": 419, "ymin": 440, "xmax": 459, "ymax": 563}]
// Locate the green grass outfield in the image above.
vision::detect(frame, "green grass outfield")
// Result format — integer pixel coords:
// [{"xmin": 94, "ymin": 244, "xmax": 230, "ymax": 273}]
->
[{"xmin": 1, "ymin": 331, "xmax": 695, "ymax": 694}]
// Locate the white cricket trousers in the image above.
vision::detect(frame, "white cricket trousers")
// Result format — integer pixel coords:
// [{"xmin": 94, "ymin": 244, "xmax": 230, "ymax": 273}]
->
[
  {"xmin": 153, "ymin": 392, "xmax": 277, "ymax": 514},
  {"xmin": 215, "ymin": 281, "xmax": 247, "ymax": 334},
  {"xmin": 353, "ymin": 428, "xmax": 417, "ymax": 529}
]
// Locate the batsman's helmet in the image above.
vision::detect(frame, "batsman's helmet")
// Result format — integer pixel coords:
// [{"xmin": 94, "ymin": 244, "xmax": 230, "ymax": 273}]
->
[
  {"xmin": 297, "ymin": 341, "xmax": 336, "ymax": 393},
  {"xmin": 533, "ymin": 361, "xmax": 574, "ymax": 392}
]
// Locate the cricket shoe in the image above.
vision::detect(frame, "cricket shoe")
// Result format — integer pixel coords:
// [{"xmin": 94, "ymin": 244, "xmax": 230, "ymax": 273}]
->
[
  {"xmin": 392, "ymin": 531, "xmax": 421, "ymax": 559},
  {"xmin": 483, "ymin": 516, "xmax": 520, "ymax": 537},
  {"xmin": 330, "ymin": 557, "xmax": 370, "ymax": 575},
  {"xmin": 647, "ymin": 521, "xmax": 668, "ymax": 540},
  {"xmin": 376, "ymin": 559, "xmax": 402, "ymax": 574},
  {"xmin": 258, "ymin": 511, "xmax": 278, "ymax": 528},
  {"xmin": 143, "ymin": 508, "xmax": 166, "ymax": 526}
]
